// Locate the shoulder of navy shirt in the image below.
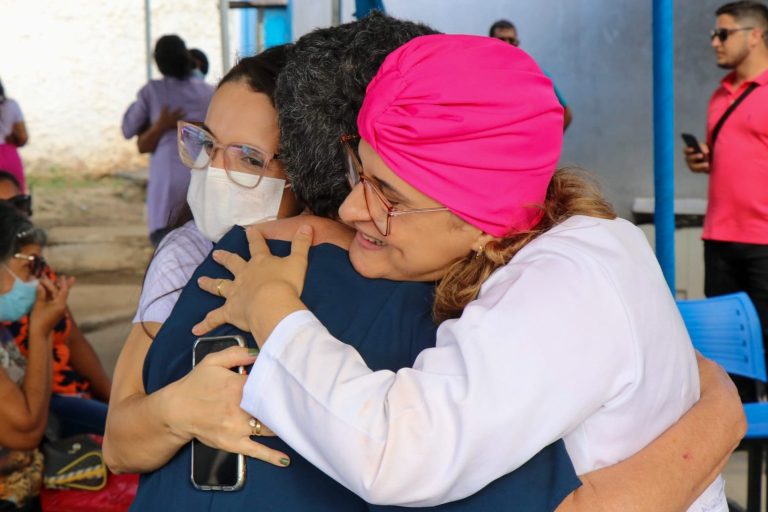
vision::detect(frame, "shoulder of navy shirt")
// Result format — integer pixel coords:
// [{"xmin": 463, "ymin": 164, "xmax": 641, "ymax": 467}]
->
[{"xmin": 133, "ymin": 225, "xmax": 580, "ymax": 512}]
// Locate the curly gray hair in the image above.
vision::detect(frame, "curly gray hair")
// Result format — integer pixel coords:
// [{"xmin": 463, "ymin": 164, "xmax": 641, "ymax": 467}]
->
[{"xmin": 276, "ymin": 12, "xmax": 439, "ymax": 218}]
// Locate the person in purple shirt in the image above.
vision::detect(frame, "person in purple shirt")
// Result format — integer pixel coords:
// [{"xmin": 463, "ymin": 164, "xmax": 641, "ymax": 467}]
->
[{"xmin": 122, "ymin": 34, "xmax": 215, "ymax": 246}]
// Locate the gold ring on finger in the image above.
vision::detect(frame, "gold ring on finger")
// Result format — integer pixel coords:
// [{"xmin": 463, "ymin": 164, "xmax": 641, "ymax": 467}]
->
[
  {"xmin": 216, "ymin": 279, "xmax": 224, "ymax": 298},
  {"xmin": 249, "ymin": 417, "xmax": 262, "ymax": 436}
]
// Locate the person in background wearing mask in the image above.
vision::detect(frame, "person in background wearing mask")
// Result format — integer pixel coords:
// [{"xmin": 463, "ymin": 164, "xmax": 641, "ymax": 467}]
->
[
  {"xmin": 489, "ymin": 19, "xmax": 573, "ymax": 131},
  {"xmin": 189, "ymin": 48, "xmax": 209, "ymax": 81},
  {"xmin": 0, "ymin": 202, "xmax": 71, "ymax": 511},
  {"xmin": 122, "ymin": 35, "xmax": 215, "ymax": 247},
  {"xmin": 0, "ymin": 79, "xmax": 28, "ymax": 193},
  {"xmin": 0, "ymin": 170, "xmax": 112, "ymax": 439}
]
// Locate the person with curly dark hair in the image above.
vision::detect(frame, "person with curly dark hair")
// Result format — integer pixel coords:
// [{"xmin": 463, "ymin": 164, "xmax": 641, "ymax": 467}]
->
[
  {"xmin": 274, "ymin": 14, "xmax": 437, "ymax": 219},
  {"xmin": 122, "ymin": 35, "xmax": 215, "ymax": 247}
]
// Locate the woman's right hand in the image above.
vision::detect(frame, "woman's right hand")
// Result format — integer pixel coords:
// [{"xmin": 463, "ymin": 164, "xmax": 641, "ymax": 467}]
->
[
  {"xmin": 28, "ymin": 275, "xmax": 73, "ymax": 337},
  {"xmin": 164, "ymin": 346, "xmax": 290, "ymax": 467}
]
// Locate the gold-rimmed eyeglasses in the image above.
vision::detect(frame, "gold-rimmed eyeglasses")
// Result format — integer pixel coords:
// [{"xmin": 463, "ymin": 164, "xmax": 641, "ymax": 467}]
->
[
  {"xmin": 177, "ymin": 121, "xmax": 280, "ymax": 188},
  {"xmin": 341, "ymin": 134, "xmax": 449, "ymax": 237}
]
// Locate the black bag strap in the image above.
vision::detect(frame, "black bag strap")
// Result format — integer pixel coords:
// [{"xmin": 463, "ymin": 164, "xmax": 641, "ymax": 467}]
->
[{"xmin": 710, "ymin": 82, "xmax": 759, "ymax": 157}]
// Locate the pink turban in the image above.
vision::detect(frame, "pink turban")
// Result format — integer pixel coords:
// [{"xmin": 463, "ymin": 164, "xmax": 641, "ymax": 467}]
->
[{"xmin": 357, "ymin": 34, "xmax": 564, "ymax": 237}]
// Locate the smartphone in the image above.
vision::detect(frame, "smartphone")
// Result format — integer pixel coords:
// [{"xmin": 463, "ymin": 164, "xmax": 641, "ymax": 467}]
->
[
  {"xmin": 681, "ymin": 133, "xmax": 703, "ymax": 155},
  {"xmin": 190, "ymin": 335, "xmax": 247, "ymax": 491}
]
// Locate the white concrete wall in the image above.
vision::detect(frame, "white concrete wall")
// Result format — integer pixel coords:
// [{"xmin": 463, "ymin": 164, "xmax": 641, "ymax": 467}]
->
[{"xmin": 0, "ymin": 0, "xmax": 240, "ymax": 177}]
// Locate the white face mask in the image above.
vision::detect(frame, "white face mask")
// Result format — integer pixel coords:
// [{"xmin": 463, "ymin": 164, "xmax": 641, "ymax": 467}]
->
[{"xmin": 187, "ymin": 166, "xmax": 287, "ymax": 243}]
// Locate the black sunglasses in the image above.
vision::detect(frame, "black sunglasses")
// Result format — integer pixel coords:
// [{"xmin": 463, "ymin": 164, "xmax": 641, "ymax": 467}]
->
[
  {"xmin": 710, "ymin": 27, "xmax": 753, "ymax": 43},
  {"xmin": 2, "ymin": 195, "xmax": 32, "ymax": 216}
]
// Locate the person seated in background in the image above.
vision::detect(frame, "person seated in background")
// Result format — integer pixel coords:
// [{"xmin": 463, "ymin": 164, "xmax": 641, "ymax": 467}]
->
[
  {"xmin": 0, "ymin": 174, "xmax": 111, "ymax": 438},
  {"xmin": 0, "ymin": 171, "xmax": 31, "ymax": 216},
  {"xmin": 0, "ymin": 202, "xmax": 71, "ymax": 511},
  {"xmin": 189, "ymin": 48, "xmax": 209, "ymax": 80},
  {"xmin": 122, "ymin": 34, "xmax": 215, "ymax": 247}
]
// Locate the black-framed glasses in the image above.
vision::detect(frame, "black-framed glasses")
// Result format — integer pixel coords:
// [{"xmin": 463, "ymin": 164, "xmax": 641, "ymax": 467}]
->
[
  {"xmin": 341, "ymin": 134, "xmax": 449, "ymax": 237},
  {"xmin": 710, "ymin": 27, "xmax": 754, "ymax": 43},
  {"xmin": 2, "ymin": 195, "xmax": 32, "ymax": 216},
  {"xmin": 13, "ymin": 253, "xmax": 46, "ymax": 278},
  {"xmin": 177, "ymin": 121, "xmax": 280, "ymax": 188}
]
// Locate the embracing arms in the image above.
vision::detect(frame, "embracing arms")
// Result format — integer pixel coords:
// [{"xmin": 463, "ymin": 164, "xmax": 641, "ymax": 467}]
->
[
  {"xmin": 136, "ymin": 106, "xmax": 186, "ymax": 154},
  {"xmin": 195, "ymin": 226, "xmax": 743, "ymax": 508},
  {"xmin": 557, "ymin": 354, "xmax": 744, "ymax": 512}
]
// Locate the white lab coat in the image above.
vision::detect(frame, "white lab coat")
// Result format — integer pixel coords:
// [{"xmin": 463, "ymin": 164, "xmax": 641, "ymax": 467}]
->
[{"xmin": 242, "ymin": 215, "xmax": 726, "ymax": 510}]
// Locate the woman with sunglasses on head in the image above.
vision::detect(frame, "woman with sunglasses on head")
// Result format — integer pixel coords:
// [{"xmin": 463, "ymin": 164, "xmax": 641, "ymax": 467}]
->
[
  {"xmin": 0, "ymin": 172, "xmax": 111, "ymax": 439},
  {"xmin": 0, "ymin": 202, "xmax": 72, "ymax": 511},
  {"xmin": 1, "ymin": 217, "xmax": 109, "ymax": 443},
  {"xmin": 199, "ymin": 35, "xmax": 730, "ymax": 510},
  {"xmin": 104, "ymin": 45, "xmax": 303, "ymax": 483}
]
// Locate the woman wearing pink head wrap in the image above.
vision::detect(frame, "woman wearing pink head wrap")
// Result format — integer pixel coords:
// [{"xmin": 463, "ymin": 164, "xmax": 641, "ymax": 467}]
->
[{"xmin": 196, "ymin": 35, "xmax": 736, "ymax": 510}]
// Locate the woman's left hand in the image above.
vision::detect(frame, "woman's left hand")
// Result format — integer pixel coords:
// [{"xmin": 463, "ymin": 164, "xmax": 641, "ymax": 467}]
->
[{"xmin": 193, "ymin": 225, "xmax": 313, "ymax": 345}]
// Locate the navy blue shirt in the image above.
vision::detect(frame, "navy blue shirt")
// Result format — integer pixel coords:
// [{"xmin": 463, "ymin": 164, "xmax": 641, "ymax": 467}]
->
[{"xmin": 132, "ymin": 227, "xmax": 580, "ymax": 511}]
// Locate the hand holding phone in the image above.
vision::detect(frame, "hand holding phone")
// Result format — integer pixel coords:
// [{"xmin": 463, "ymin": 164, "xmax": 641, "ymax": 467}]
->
[
  {"xmin": 187, "ymin": 336, "xmax": 289, "ymax": 490},
  {"xmin": 681, "ymin": 133, "xmax": 703, "ymax": 155},
  {"xmin": 681, "ymin": 133, "xmax": 711, "ymax": 173},
  {"xmin": 191, "ymin": 336, "xmax": 248, "ymax": 491}
]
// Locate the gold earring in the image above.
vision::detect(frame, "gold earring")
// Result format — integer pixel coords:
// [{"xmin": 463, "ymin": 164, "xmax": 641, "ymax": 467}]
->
[{"xmin": 475, "ymin": 245, "xmax": 485, "ymax": 259}]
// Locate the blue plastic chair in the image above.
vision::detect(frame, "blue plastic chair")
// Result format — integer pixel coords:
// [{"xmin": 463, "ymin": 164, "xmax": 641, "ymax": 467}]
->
[{"xmin": 677, "ymin": 292, "xmax": 766, "ymax": 512}]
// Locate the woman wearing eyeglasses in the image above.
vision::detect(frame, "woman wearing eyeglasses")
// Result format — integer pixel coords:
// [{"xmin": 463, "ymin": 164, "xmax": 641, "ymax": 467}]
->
[
  {"xmin": 0, "ymin": 202, "xmax": 71, "ymax": 511},
  {"xmin": 198, "ymin": 35, "xmax": 730, "ymax": 510},
  {"xmin": 104, "ymin": 45, "xmax": 303, "ymax": 480}
]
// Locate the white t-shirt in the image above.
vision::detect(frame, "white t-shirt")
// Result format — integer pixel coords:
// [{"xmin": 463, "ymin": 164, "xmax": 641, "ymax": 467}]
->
[
  {"xmin": 133, "ymin": 221, "xmax": 212, "ymax": 324},
  {"xmin": 0, "ymin": 99, "xmax": 23, "ymax": 140},
  {"xmin": 241, "ymin": 215, "xmax": 726, "ymax": 510}
]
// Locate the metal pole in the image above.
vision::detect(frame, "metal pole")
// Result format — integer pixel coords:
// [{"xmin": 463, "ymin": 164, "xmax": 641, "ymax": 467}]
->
[
  {"xmin": 653, "ymin": 0, "xmax": 675, "ymax": 294},
  {"xmin": 257, "ymin": 7, "xmax": 265, "ymax": 53},
  {"xmin": 331, "ymin": 0, "xmax": 341, "ymax": 26},
  {"xmin": 144, "ymin": 0, "xmax": 152, "ymax": 81},
  {"xmin": 220, "ymin": 0, "xmax": 232, "ymax": 72}
]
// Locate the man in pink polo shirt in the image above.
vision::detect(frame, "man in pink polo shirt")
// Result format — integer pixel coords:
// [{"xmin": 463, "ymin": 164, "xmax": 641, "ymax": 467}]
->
[{"xmin": 685, "ymin": 1, "xmax": 768, "ymax": 399}]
